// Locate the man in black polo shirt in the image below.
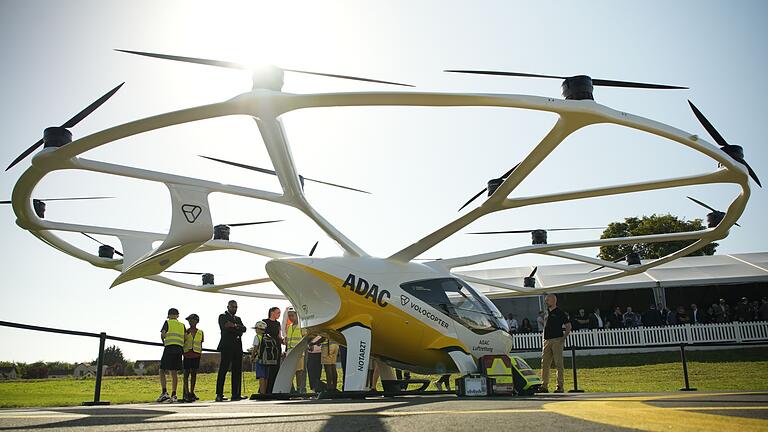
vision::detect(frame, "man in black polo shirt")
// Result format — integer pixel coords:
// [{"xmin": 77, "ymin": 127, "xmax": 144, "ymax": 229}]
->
[{"xmin": 541, "ymin": 293, "xmax": 571, "ymax": 393}]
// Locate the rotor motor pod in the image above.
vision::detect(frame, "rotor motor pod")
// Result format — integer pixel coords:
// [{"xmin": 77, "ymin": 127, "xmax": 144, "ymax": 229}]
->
[
  {"xmin": 626, "ymin": 252, "xmax": 642, "ymax": 266},
  {"xmin": 202, "ymin": 273, "xmax": 214, "ymax": 285},
  {"xmin": 561, "ymin": 75, "xmax": 594, "ymax": 100},
  {"xmin": 719, "ymin": 145, "xmax": 745, "ymax": 168},
  {"xmin": 98, "ymin": 245, "xmax": 115, "ymax": 259},
  {"xmin": 707, "ymin": 211, "xmax": 725, "ymax": 228},
  {"xmin": 213, "ymin": 224, "xmax": 230, "ymax": 240},
  {"xmin": 32, "ymin": 199, "xmax": 46, "ymax": 218},
  {"xmin": 487, "ymin": 178, "xmax": 504, "ymax": 196},
  {"xmin": 531, "ymin": 229, "xmax": 548, "ymax": 245},
  {"xmin": 42, "ymin": 127, "xmax": 73, "ymax": 149},
  {"xmin": 523, "ymin": 276, "xmax": 536, "ymax": 288}
]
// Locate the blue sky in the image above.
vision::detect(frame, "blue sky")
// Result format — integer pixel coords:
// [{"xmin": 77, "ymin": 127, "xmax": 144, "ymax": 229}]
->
[{"xmin": 0, "ymin": 0, "xmax": 766, "ymax": 362}]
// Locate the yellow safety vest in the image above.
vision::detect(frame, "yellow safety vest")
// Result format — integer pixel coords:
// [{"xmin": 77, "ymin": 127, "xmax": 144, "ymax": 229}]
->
[
  {"xmin": 164, "ymin": 319, "xmax": 185, "ymax": 347},
  {"xmin": 286, "ymin": 324, "xmax": 302, "ymax": 350},
  {"xmin": 183, "ymin": 328, "xmax": 204, "ymax": 353}
]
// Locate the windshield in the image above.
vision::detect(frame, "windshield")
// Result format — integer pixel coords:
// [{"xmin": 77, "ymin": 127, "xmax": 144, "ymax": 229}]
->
[{"xmin": 400, "ymin": 278, "xmax": 508, "ymax": 334}]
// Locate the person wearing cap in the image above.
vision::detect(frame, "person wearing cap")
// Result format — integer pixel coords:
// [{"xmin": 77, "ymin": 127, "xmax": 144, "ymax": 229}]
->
[
  {"xmin": 284, "ymin": 307, "xmax": 306, "ymax": 393},
  {"xmin": 157, "ymin": 308, "xmax": 185, "ymax": 403},
  {"xmin": 251, "ymin": 320, "xmax": 269, "ymax": 394},
  {"xmin": 216, "ymin": 300, "xmax": 247, "ymax": 402},
  {"xmin": 182, "ymin": 313, "xmax": 204, "ymax": 402}
]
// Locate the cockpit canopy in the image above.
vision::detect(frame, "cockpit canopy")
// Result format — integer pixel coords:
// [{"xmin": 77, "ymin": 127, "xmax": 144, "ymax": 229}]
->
[{"xmin": 400, "ymin": 277, "xmax": 509, "ymax": 334}]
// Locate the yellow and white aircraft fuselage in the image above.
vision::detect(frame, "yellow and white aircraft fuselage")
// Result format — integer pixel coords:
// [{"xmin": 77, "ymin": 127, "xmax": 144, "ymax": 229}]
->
[{"xmin": 266, "ymin": 256, "xmax": 512, "ymax": 391}]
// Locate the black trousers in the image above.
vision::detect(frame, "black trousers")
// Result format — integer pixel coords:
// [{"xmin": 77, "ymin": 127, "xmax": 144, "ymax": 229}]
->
[
  {"xmin": 265, "ymin": 364, "xmax": 280, "ymax": 393},
  {"xmin": 216, "ymin": 344, "xmax": 243, "ymax": 397},
  {"xmin": 306, "ymin": 352, "xmax": 322, "ymax": 391}
]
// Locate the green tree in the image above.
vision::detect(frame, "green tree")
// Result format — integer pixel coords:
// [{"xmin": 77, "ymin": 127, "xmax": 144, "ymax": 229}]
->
[
  {"xmin": 22, "ymin": 361, "xmax": 48, "ymax": 379},
  {"xmin": 100, "ymin": 345, "xmax": 126, "ymax": 367},
  {"xmin": 598, "ymin": 214, "xmax": 717, "ymax": 261}
]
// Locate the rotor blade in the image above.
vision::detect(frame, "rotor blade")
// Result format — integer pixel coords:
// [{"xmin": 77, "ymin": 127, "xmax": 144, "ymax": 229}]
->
[
  {"xmin": 5, "ymin": 138, "xmax": 44, "ymax": 171},
  {"xmin": 458, "ymin": 188, "xmax": 488, "ymax": 212},
  {"xmin": 224, "ymin": 220, "xmax": 284, "ymax": 227},
  {"xmin": 445, "ymin": 70, "xmax": 566, "ymax": 80},
  {"xmin": 164, "ymin": 270, "xmax": 206, "ymax": 275},
  {"xmin": 468, "ymin": 230, "xmax": 534, "ymax": 234},
  {"xmin": 284, "ymin": 68, "xmax": 413, "ymax": 87},
  {"xmin": 468, "ymin": 227, "xmax": 605, "ymax": 234},
  {"xmin": 61, "ymin": 82, "xmax": 125, "ymax": 128},
  {"xmin": 458, "ymin": 162, "xmax": 520, "ymax": 212},
  {"xmin": 200, "ymin": 155, "xmax": 277, "ymax": 175},
  {"xmin": 301, "ymin": 176, "xmax": 371, "ymax": 194},
  {"xmin": 589, "ymin": 255, "xmax": 627, "ymax": 273},
  {"xmin": 38, "ymin": 196, "xmax": 114, "ymax": 202},
  {"xmin": 81, "ymin": 233, "xmax": 124, "ymax": 257},
  {"xmin": 309, "ymin": 241, "xmax": 319, "ymax": 257},
  {"xmin": 686, "ymin": 196, "xmax": 718, "ymax": 213},
  {"xmin": 500, "ymin": 162, "xmax": 522, "ymax": 179},
  {"xmin": 740, "ymin": 159, "xmax": 762, "ymax": 188},
  {"xmin": 539, "ymin": 227, "xmax": 606, "ymax": 232},
  {"xmin": 117, "ymin": 50, "xmax": 413, "ymax": 87},
  {"xmin": 202, "ymin": 155, "xmax": 370, "ymax": 194},
  {"xmin": 6, "ymin": 83, "xmax": 124, "ymax": 171},
  {"xmin": 590, "ymin": 79, "xmax": 687, "ymax": 90},
  {"xmin": 116, "ymin": 49, "xmax": 248, "ymax": 69},
  {"xmin": 528, "ymin": 266, "xmax": 538, "ymax": 278},
  {"xmin": 687, "ymin": 100, "xmax": 729, "ymax": 147}
]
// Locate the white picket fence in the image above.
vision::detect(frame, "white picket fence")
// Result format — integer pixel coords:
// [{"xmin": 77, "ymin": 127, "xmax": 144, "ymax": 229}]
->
[{"xmin": 512, "ymin": 321, "xmax": 768, "ymax": 351}]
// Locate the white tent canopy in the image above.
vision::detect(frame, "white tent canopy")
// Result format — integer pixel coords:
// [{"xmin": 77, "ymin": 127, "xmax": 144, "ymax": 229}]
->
[{"xmin": 457, "ymin": 252, "xmax": 768, "ymax": 298}]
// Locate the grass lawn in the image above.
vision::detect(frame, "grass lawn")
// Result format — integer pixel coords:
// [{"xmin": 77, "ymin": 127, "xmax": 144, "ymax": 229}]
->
[{"xmin": 1, "ymin": 347, "xmax": 766, "ymax": 408}]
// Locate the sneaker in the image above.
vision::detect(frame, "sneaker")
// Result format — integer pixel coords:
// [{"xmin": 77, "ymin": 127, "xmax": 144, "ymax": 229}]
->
[
  {"xmin": 215, "ymin": 395, "xmax": 228, "ymax": 402},
  {"xmin": 156, "ymin": 392, "xmax": 170, "ymax": 403},
  {"xmin": 192, "ymin": 392, "xmax": 199, "ymax": 401},
  {"xmin": 554, "ymin": 388, "xmax": 564, "ymax": 393},
  {"xmin": 164, "ymin": 395, "xmax": 178, "ymax": 403}
]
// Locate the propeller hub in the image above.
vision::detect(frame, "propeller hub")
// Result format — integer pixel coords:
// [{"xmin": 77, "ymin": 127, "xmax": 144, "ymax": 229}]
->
[
  {"xmin": 213, "ymin": 224, "xmax": 230, "ymax": 241},
  {"xmin": 98, "ymin": 245, "xmax": 115, "ymax": 259},
  {"xmin": 43, "ymin": 127, "xmax": 73, "ymax": 149},
  {"xmin": 626, "ymin": 252, "xmax": 641, "ymax": 266},
  {"xmin": 202, "ymin": 273, "xmax": 215, "ymax": 285},
  {"xmin": 707, "ymin": 211, "xmax": 725, "ymax": 228},
  {"xmin": 32, "ymin": 199, "xmax": 46, "ymax": 218},
  {"xmin": 523, "ymin": 276, "xmax": 536, "ymax": 288},
  {"xmin": 561, "ymin": 75, "xmax": 594, "ymax": 100},
  {"xmin": 531, "ymin": 229, "xmax": 548, "ymax": 245},
  {"xmin": 251, "ymin": 66, "xmax": 284, "ymax": 91},
  {"xmin": 487, "ymin": 178, "xmax": 504, "ymax": 196},
  {"xmin": 722, "ymin": 144, "xmax": 745, "ymax": 161}
]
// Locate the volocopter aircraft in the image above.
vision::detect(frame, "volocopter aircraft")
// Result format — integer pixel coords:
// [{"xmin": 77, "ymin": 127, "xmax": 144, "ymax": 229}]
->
[{"xmin": 4, "ymin": 50, "xmax": 759, "ymax": 395}]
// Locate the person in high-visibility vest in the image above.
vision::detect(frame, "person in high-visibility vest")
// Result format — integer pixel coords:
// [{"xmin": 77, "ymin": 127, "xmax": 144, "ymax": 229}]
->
[
  {"xmin": 284, "ymin": 308, "xmax": 306, "ymax": 393},
  {"xmin": 157, "ymin": 308, "xmax": 186, "ymax": 403},
  {"xmin": 251, "ymin": 320, "xmax": 269, "ymax": 394},
  {"xmin": 182, "ymin": 313, "xmax": 204, "ymax": 402}
]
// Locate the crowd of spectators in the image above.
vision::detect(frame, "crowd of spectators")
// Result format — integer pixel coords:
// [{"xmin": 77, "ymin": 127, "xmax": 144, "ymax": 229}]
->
[{"xmin": 506, "ymin": 296, "xmax": 768, "ymax": 333}]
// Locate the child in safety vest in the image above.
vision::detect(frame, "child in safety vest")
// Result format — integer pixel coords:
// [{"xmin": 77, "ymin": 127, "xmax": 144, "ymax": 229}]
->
[
  {"xmin": 158, "ymin": 308, "xmax": 186, "ymax": 403},
  {"xmin": 251, "ymin": 320, "xmax": 269, "ymax": 394},
  {"xmin": 182, "ymin": 314, "xmax": 204, "ymax": 402}
]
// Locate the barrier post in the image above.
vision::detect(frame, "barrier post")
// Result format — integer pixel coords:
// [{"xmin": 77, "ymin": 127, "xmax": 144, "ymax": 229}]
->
[
  {"xmin": 678, "ymin": 343, "xmax": 697, "ymax": 392},
  {"xmin": 568, "ymin": 346, "xmax": 584, "ymax": 393},
  {"xmin": 83, "ymin": 332, "xmax": 110, "ymax": 405}
]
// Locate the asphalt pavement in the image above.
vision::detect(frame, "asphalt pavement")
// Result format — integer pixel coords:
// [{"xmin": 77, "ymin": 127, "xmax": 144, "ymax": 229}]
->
[{"xmin": 0, "ymin": 391, "xmax": 766, "ymax": 432}]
